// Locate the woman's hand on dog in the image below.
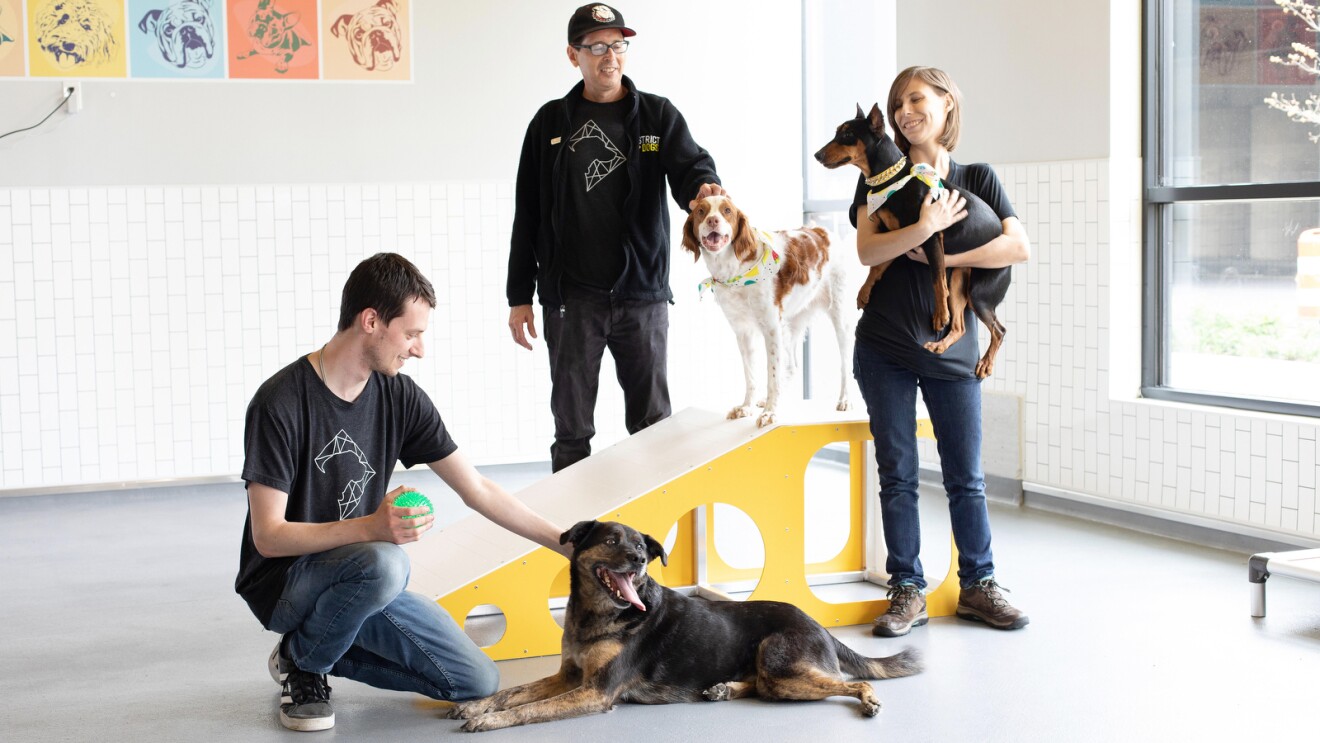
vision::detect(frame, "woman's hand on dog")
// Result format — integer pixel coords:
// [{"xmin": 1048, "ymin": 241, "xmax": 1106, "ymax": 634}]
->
[
  {"xmin": 915, "ymin": 189, "xmax": 967, "ymax": 239},
  {"xmin": 906, "ymin": 190, "xmax": 968, "ymax": 265}
]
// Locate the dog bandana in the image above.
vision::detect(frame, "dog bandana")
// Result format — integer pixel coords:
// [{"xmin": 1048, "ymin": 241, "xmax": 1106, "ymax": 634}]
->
[
  {"xmin": 698, "ymin": 229, "xmax": 782, "ymax": 297},
  {"xmin": 866, "ymin": 163, "xmax": 946, "ymax": 217}
]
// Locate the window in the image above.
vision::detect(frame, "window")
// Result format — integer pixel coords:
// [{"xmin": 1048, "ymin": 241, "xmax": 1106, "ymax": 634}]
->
[{"xmin": 1146, "ymin": 0, "xmax": 1320, "ymax": 415}]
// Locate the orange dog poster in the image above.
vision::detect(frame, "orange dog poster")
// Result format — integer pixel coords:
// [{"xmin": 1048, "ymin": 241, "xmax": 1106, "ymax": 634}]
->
[{"xmin": 228, "ymin": 0, "xmax": 319, "ymax": 80}]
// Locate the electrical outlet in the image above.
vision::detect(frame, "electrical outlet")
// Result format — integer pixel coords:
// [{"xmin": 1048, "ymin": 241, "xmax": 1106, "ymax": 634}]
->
[{"xmin": 64, "ymin": 81, "xmax": 82, "ymax": 114}]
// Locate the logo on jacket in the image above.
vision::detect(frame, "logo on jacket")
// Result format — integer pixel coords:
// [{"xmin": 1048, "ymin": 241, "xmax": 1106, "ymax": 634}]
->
[
  {"xmin": 569, "ymin": 119, "xmax": 626, "ymax": 192},
  {"xmin": 639, "ymin": 135, "xmax": 659, "ymax": 153},
  {"xmin": 314, "ymin": 429, "xmax": 377, "ymax": 520}
]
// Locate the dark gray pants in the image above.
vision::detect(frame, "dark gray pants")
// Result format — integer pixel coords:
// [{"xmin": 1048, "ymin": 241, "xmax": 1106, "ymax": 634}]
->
[{"xmin": 543, "ymin": 293, "xmax": 671, "ymax": 473}]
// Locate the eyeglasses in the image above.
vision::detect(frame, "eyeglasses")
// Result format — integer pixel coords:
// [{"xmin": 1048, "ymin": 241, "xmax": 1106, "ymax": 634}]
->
[{"xmin": 572, "ymin": 40, "xmax": 629, "ymax": 56}]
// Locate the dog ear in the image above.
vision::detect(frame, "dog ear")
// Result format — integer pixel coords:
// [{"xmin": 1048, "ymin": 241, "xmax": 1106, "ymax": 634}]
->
[
  {"xmin": 560, "ymin": 520, "xmax": 599, "ymax": 549},
  {"xmin": 867, "ymin": 103, "xmax": 886, "ymax": 138},
  {"xmin": 331, "ymin": 14, "xmax": 352, "ymax": 38},
  {"xmin": 855, "ymin": 102, "xmax": 865, "ymax": 120},
  {"xmin": 680, "ymin": 209, "xmax": 701, "ymax": 261},
  {"xmin": 731, "ymin": 206, "xmax": 757, "ymax": 263},
  {"xmin": 282, "ymin": 12, "xmax": 301, "ymax": 30},
  {"xmin": 378, "ymin": 0, "xmax": 398, "ymax": 10},
  {"xmin": 643, "ymin": 533, "xmax": 668, "ymax": 567},
  {"xmin": 139, "ymin": 9, "xmax": 162, "ymax": 34}
]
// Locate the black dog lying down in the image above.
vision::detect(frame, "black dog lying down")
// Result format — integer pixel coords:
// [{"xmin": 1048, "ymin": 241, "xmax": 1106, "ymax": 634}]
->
[
  {"xmin": 814, "ymin": 103, "xmax": 1012, "ymax": 378},
  {"xmin": 450, "ymin": 520, "xmax": 921, "ymax": 732}
]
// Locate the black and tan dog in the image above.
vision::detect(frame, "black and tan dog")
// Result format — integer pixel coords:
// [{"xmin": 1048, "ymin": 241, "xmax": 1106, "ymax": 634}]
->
[
  {"xmin": 814, "ymin": 104, "xmax": 1012, "ymax": 378},
  {"xmin": 449, "ymin": 520, "xmax": 921, "ymax": 732}
]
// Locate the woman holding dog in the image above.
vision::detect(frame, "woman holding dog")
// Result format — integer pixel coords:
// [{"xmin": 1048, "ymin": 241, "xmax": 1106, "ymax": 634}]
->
[{"xmin": 851, "ymin": 66, "xmax": 1031, "ymax": 637}]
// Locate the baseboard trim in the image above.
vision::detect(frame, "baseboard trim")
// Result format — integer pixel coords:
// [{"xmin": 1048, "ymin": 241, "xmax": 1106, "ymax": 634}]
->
[{"xmin": 1022, "ymin": 481, "xmax": 1320, "ymax": 554}]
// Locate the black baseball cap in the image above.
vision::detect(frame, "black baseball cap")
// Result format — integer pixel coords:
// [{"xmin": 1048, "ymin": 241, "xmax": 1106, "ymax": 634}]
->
[{"xmin": 567, "ymin": 4, "xmax": 636, "ymax": 44}]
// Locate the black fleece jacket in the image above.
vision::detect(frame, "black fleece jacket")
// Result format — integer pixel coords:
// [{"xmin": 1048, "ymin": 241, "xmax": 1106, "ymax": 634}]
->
[{"xmin": 507, "ymin": 75, "xmax": 720, "ymax": 308}]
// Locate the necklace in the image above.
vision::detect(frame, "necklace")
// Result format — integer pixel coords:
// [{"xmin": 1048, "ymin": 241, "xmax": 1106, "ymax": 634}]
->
[{"xmin": 318, "ymin": 343, "xmax": 327, "ymax": 381}]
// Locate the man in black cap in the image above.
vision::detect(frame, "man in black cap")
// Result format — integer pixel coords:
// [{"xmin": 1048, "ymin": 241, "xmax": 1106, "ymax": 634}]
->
[{"xmin": 507, "ymin": 4, "xmax": 723, "ymax": 472}]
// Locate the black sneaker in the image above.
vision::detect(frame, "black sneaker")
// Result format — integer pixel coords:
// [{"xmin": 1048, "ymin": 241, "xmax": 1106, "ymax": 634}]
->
[
  {"xmin": 268, "ymin": 636, "xmax": 292, "ymax": 685},
  {"xmin": 279, "ymin": 668, "xmax": 334, "ymax": 732}
]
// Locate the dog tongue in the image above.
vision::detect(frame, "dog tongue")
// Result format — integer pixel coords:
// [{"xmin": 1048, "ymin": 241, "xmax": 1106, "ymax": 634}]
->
[{"xmin": 610, "ymin": 570, "xmax": 646, "ymax": 611}]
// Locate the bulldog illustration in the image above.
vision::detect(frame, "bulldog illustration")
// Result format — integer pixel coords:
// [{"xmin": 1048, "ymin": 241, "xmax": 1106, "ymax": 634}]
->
[
  {"xmin": 35, "ymin": 0, "xmax": 117, "ymax": 69},
  {"xmin": 139, "ymin": 0, "xmax": 217, "ymax": 69},
  {"xmin": 330, "ymin": 0, "xmax": 402, "ymax": 72},
  {"xmin": 236, "ymin": 0, "xmax": 309, "ymax": 74}
]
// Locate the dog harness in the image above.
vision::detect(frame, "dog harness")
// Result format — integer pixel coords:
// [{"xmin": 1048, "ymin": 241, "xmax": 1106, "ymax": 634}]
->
[
  {"xmin": 866, "ymin": 162, "xmax": 946, "ymax": 217},
  {"xmin": 698, "ymin": 229, "xmax": 782, "ymax": 297}
]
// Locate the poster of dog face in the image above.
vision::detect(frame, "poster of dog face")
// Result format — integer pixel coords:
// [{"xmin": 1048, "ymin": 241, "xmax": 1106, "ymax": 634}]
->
[
  {"xmin": 323, "ymin": 0, "xmax": 410, "ymax": 81},
  {"xmin": 129, "ymin": 0, "xmax": 224, "ymax": 78},
  {"xmin": 27, "ymin": 0, "xmax": 127, "ymax": 77},
  {"xmin": 0, "ymin": 0, "xmax": 25, "ymax": 77},
  {"xmin": 227, "ymin": 0, "xmax": 318, "ymax": 79}
]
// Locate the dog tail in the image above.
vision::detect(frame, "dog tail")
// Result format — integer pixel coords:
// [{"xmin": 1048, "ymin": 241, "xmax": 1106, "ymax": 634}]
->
[{"xmin": 833, "ymin": 638, "xmax": 922, "ymax": 679}]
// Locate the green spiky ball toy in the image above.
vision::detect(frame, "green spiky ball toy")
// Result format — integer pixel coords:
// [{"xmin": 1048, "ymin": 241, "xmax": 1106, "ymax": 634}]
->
[{"xmin": 394, "ymin": 491, "xmax": 433, "ymax": 519}]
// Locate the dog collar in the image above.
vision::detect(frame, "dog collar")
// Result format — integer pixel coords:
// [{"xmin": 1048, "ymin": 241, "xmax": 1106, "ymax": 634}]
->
[
  {"xmin": 698, "ymin": 230, "xmax": 781, "ymax": 297},
  {"xmin": 864, "ymin": 156, "xmax": 907, "ymax": 188},
  {"xmin": 866, "ymin": 162, "xmax": 945, "ymax": 217}
]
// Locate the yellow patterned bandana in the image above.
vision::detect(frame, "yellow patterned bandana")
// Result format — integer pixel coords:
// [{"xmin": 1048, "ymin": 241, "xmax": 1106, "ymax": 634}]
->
[
  {"xmin": 866, "ymin": 163, "xmax": 946, "ymax": 217},
  {"xmin": 698, "ymin": 230, "xmax": 782, "ymax": 297}
]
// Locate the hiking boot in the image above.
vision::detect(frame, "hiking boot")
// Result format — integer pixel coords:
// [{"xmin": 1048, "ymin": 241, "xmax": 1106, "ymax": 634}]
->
[
  {"xmin": 872, "ymin": 583, "xmax": 927, "ymax": 637},
  {"xmin": 268, "ymin": 636, "xmax": 292, "ymax": 684},
  {"xmin": 957, "ymin": 578, "xmax": 1029, "ymax": 630},
  {"xmin": 279, "ymin": 668, "xmax": 334, "ymax": 732}
]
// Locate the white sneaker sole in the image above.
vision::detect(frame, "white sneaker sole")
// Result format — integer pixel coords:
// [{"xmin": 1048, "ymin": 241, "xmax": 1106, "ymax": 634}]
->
[{"xmin": 280, "ymin": 710, "xmax": 335, "ymax": 732}]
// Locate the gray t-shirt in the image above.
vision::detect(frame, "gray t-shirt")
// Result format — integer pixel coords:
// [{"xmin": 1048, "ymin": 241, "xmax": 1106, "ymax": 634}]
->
[{"xmin": 235, "ymin": 356, "xmax": 456, "ymax": 625}]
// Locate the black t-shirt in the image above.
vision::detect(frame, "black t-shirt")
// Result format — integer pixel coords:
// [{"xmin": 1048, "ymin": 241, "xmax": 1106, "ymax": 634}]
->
[
  {"xmin": 235, "ymin": 356, "xmax": 457, "ymax": 626},
  {"xmin": 560, "ymin": 96, "xmax": 632, "ymax": 291},
  {"xmin": 849, "ymin": 161, "xmax": 1016, "ymax": 380}
]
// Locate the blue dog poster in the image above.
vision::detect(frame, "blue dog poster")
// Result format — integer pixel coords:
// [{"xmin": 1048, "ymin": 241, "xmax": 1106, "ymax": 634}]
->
[{"xmin": 128, "ymin": 0, "xmax": 225, "ymax": 78}]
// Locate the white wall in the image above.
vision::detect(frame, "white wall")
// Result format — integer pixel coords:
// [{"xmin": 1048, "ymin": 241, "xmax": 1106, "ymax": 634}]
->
[
  {"xmin": 0, "ymin": 0, "xmax": 801, "ymax": 490},
  {"xmin": 4, "ymin": 0, "xmax": 1318, "ymax": 549}
]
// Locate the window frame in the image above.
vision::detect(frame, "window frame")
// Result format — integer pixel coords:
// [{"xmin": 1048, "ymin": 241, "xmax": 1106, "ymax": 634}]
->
[{"xmin": 1143, "ymin": 0, "xmax": 1320, "ymax": 418}]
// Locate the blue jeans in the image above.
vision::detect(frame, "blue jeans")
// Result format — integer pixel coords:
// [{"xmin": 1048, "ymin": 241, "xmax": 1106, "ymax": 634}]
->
[
  {"xmin": 853, "ymin": 340, "xmax": 995, "ymax": 590},
  {"xmin": 266, "ymin": 542, "xmax": 499, "ymax": 701}
]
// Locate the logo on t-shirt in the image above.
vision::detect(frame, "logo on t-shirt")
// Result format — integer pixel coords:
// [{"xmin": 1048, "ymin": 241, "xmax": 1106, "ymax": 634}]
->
[
  {"xmin": 314, "ymin": 429, "xmax": 376, "ymax": 520},
  {"xmin": 639, "ymin": 134, "xmax": 659, "ymax": 152},
  {"xmin": 569, "ymin": 119, "xmax": 626, "ymax": 192}
]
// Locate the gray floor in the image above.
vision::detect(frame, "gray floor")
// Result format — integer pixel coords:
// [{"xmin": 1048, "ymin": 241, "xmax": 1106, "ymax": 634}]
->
[{"xmin": 2, "ymin": 462, "xmax": 1319, "ymax": 742}]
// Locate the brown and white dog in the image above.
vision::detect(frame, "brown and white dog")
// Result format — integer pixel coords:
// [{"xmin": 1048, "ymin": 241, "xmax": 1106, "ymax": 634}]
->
[{"xmin": 682, "ymin": 195, "xmax": 853, "ymax": 427}]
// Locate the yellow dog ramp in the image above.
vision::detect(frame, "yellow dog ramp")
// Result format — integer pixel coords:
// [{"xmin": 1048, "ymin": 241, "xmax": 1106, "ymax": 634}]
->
[{"xmin": 403, "ymin": 405, "xmax": 952, "ymax": 660}]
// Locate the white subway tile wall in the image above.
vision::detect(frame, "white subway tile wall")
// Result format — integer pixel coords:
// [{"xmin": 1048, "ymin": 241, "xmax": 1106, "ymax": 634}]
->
[{"xmin": 1, "ymin": 167, "xmax": 1318, "ymax": 543}]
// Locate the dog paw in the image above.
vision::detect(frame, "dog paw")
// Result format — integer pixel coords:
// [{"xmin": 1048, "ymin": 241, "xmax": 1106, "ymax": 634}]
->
[
  {"xmin": 460, "ymin": 713, "xmax": 504, "ymax": 733},
  {"xmin": 922, "ymin": 340, "xmax": 950, "ymax": 355},
  {"xmin": 449, "ymin": 701, "xmax": 489, "ymax": 719},
  {"xmin": 932, "ymin": 308, "xmax": 950, "ymax": 332},
  {"xmin": 975, "ymin": 359, "xmax": 994, "ymax": 378},
  {"xmin": 860, "ymin": 698, "xmax": 882, "ymax": 717},
  {"xmin": 727, "ymin": 406, "xmax": 754, "ymax": 420},
  {"xmin": 836, "ymin": 399, "xmax": 850, "ymax": 412},
  {"xmin": 756, "ymin": 411, "xmax": 776, "ymax": 427},
  {"xmin": 703, "ymin": 683, "xmax": 732, "ymax": 702}
]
